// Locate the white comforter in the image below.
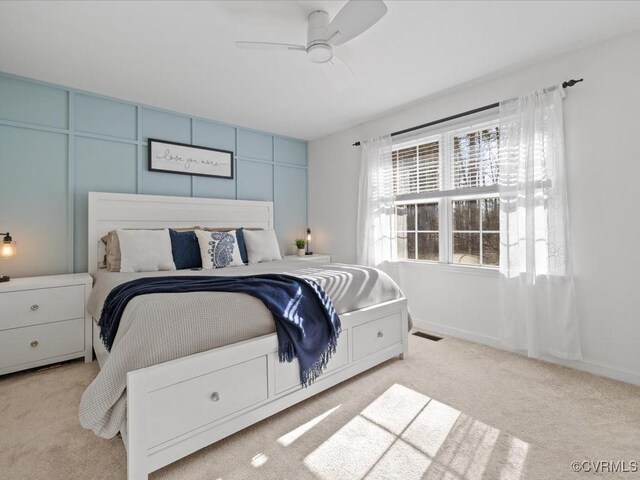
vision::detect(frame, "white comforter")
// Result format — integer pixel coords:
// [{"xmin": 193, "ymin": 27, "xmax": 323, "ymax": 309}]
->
[{"xmin": 80, "ymin": 260, "xmax": 405, "ymax": 438}]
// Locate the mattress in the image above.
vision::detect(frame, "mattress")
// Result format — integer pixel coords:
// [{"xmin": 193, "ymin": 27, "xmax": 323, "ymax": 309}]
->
[{"xmin": 81, "ymin": 259, "xmax": 405, "ymax": 438}]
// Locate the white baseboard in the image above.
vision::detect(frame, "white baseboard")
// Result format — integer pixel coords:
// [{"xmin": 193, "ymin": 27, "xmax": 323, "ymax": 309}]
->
[
  {"xmin": 552, "ymin": 358, "xmax": 640, "ymax": 386},
  {"xmin": 412, "ymin": 319, "xmax": 640, "ymax": 386}
]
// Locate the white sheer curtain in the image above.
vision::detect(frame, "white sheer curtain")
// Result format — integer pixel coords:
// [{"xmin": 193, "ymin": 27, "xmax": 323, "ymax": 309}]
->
[
  {"xmin": 356, "ymin": 135, "xmax": 395, "ymax": 266},
  {"xmin": 498, "ymin": 86, "xmax": 581, "ymax": 360}
]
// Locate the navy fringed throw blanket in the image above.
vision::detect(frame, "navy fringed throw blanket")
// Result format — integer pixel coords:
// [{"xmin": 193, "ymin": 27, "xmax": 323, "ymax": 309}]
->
[{"xmin": 98, "ymin": 274, "xmax": 341, "ymax": 386}]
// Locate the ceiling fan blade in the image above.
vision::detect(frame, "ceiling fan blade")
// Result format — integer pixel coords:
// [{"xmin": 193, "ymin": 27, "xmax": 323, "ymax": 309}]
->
[
  {"xmin": 320, "ymin": 55, "xmax": 355, "ymax": 90},
  {"xmin": 326, "ymin": 0, "xmax": 387, "ymax": 46},
  {"xmin": 236, "ymin": 41, "xmax": 306, "ymax": 52}
]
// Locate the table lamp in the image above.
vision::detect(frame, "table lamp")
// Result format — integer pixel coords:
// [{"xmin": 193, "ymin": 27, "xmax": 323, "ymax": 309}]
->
[
  {"xmin": 305, "ymin": 228, "xmax": 313, "ymax": 255},
  {"xmin": 1, "ymin": 232, "xmax": 16, "ymax": 282}
]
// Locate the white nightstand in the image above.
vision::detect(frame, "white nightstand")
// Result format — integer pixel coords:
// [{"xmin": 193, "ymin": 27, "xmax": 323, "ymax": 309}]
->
[
  {"xmin": 0, "ymin": 273, "xmax": 93, "ymax": 375},
  {"xmin": 284, "ymin": 253, "xmax": 331, "ymax": 263}
]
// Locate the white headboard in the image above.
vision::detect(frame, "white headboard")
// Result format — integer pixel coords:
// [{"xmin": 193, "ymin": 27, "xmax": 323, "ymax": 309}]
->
[{"xmin": 87, "ymin": 192, "xmax": 274, "ymax": 274}]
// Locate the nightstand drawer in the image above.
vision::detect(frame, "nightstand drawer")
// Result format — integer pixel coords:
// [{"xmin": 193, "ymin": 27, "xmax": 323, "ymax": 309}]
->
[
  {"xmin": 0, "ymin": 285, "xmax": 85, "ymax": 329},
  {"xmin": 0, "ymin": 318, "xmax": 85, "ymax": 369}
]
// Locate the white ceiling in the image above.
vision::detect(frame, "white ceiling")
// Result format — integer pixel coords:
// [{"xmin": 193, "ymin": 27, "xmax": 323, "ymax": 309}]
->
[{"xmin": 1, "ymin": 1, "xmax": 640, "ymax": 140}]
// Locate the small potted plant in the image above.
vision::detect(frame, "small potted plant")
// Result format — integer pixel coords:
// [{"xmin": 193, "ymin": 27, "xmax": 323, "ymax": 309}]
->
[{"xmin": 294, "ymin": 239, "xmax": 306, "ymax": 256}]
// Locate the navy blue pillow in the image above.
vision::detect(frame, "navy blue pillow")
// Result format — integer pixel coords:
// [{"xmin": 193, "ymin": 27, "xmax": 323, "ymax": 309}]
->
[
  {"xmin": 235, "ymin": 227, "xmax": 248, "ymax": 264},
  {"xmin": 169, "ymin": 229, "xmax": 202, "ymax": 270}
]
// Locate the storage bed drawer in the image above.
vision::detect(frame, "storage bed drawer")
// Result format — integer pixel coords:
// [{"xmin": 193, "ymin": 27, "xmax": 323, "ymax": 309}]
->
[
  {"xmin": 146, "ymin": 356, "xmax": 268, "ymax": 447},
  {"xmin": 352, "ymin": 312, "xmax": 402, "ymax": 361},
  {"xmin": 274, "ymin": 330, "xmax": 349, "ymax": 395}
]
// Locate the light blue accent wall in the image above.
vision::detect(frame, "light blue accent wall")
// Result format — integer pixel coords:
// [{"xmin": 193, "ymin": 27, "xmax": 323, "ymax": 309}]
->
[
  {"xmin": 0, "ymin": 126, "xmax": 69, "ymax": 276},
  {"xmin": 274, "ymin": 165, "xmax": 308, "ymax": 250},
  {"xmin": 74, "ymin": 138, "xmax": 138, "ymax": 272},
  {"xmin": 237, "ymin": 129, "xmax": 273, "ymax": 161},
  {"xmin": 75, "ymin": 94, "xmax": 137, "ymax": 140},
  {"xmin": 0, "ymin": 75, "xmax": 68, "ymax": 129},
  {"xmin": 274, "ymin": 136, "xmax": 307, "ymax": 167},
  {"xmin": 237, "ymin": 160, "xmax": 273, "ymax": 202},
  {"xmin": 141, "ymin": 109, "xmax": 191, "ymax": 143},
  {"xmin": 0, "ymin": 72, "xmax": 308, "ymax": 278}
]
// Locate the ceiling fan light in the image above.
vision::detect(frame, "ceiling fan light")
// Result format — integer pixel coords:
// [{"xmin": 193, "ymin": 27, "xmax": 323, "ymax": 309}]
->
[{"xmin": 308, "ymin": 44, "xmax": 332, "ymax": 64}]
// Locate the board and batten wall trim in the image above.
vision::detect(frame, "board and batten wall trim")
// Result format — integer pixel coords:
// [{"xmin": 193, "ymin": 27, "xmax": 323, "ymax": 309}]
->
[{"xmin": 0, "ymin": 71, "xmax": 308, "ymax": 277}]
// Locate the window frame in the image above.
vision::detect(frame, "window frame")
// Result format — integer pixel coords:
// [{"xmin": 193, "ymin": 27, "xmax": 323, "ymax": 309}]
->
[{"xmin": 392, "ymin": 117, "xmax": 501, "ymax": 270}]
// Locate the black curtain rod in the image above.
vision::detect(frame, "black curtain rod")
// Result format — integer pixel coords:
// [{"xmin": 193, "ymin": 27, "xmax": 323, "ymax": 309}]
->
[{"xmin": 352, "ymin": 78, "xmax": 583, "ymax": 146}]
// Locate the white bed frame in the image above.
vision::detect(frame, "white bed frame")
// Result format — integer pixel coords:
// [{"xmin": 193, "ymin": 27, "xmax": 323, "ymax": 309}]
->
[{"xmin": 88, "ymin": 192, "xmax": 408, "ymax": 480}]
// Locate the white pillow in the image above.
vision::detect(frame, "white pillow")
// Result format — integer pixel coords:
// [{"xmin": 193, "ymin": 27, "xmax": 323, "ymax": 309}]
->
[
  {"xmin": 117, "ymin": 228, "xmax": 176, "ymax": 273},
  {"xmin": 243, "ymin": 229, "xmax": 282, "ymax": 263},
  {"xmin": 195, "ymin": 229, "xmax": 244, "ymax": 269}
]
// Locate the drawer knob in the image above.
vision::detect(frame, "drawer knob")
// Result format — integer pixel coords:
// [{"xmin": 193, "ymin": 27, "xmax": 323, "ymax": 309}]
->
[
  {"xmin": 30, "ymin": 304, "xmax": 39, "ymax": 311},
  {"xmin": 30, "ymin": 340, "xmax": 39, "ymax": 348},
  {"xmin": 377, "ymin": 331, "xmax": 384, "ymax": 338},
  {"xmin": 210, "ymin": 392, "xmax": 220, "ymax": 402}
]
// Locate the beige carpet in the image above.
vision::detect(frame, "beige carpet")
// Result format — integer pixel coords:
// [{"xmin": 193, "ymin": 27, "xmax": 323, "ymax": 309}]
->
[{"xmin": 1, "ymin": 334, "xmax": 639, "ymax": 480}]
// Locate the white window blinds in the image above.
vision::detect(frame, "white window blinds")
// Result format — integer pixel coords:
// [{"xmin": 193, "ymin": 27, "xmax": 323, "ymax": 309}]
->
[
  {"xmin": 452, "ymin": 125, "xmax": 500, "ymax": 189},
  {"xmin": 391, "ymin": 119, "xmax": 499, "ymax": 197},
  {"xmin": 392, "ymin": 138, "xmax": 439, "ymax": 196}
]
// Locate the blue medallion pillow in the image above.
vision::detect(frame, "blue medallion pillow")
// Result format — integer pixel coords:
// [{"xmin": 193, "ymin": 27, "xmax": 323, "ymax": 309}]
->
[
  {"xmin": 195, "ymin": 229, "xmax": 245, "ymax": 269},
  {"xmin": 169, "ymin": 229, "xmax": 202, "ymax": 270}
]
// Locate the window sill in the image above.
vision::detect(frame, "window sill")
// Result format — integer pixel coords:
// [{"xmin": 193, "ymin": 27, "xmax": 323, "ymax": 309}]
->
[{"xmin": 394, "ymin": 260, "xmax": 501, "ymax": 277}]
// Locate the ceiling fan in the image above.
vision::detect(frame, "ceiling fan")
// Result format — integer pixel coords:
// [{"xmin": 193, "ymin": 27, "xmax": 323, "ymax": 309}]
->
[{"xmin": 236, "ymin": 0, "xmax": 387, "ymax": 87}]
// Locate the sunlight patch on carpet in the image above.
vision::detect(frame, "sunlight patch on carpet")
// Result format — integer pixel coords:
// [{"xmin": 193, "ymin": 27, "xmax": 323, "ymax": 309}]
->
[
  {"xmin": 303, "ymin": 383, "xmax": 529, "ymax": 480},
  {"xmin": 499, "ymin": 437, "xmax": 529, "ymax": 480},
  {"xmin": 361, "ymin": 384, "xmax": 431, "ymax": 435},
  {"xmin": 305, "ymin": 415, "xmax": 397, "ymax": 479},
  {"xmin": 250, "ymin": 453, "xmax": 268, "ymax": 468},
  {"xmin": 278, "ymin": 405, "xmax": 342, "ymax": 447}
]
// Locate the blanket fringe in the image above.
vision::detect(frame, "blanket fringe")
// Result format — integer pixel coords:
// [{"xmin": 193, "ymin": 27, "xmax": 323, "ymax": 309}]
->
[
  {"xmin": 278, "ymin": 324, "xmax": 342, "ymax": 387},
  {"xmin": 278, "ymin": 341, "xmax": 296, "ymax": 363},
  {"xmin": 302, "ymin": 325, "xmax": 342, "ymax": 388}
]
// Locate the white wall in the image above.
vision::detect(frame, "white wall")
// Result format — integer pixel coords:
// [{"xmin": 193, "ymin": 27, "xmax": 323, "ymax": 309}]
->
[{"xmin": 309, "ymin": 31, "xmax": 640, "ymax": 385}]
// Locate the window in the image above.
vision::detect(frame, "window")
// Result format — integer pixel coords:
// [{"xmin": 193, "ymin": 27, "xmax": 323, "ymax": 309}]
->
[
  {"xmin": 452, "ymin": 197, "xmax": 499, "ymax": 266},
  {"xmin": 396, "ymin": 202, "xmax": 439, "ymax": 261},
  {"xmin": 392, "ymin": 119, "xmax": 500, "ymax": 268}
]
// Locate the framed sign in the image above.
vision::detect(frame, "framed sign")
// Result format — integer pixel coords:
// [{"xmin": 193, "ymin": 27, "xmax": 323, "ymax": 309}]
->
[{"xmin": 149, "ymin": 138, "xmax": 234, "ymax": 179}]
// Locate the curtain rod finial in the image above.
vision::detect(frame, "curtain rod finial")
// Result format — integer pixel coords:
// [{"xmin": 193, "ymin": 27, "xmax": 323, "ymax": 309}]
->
[{"xmin": 563, "ymin": 78, "xmax": 583, "ymax": 88}]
